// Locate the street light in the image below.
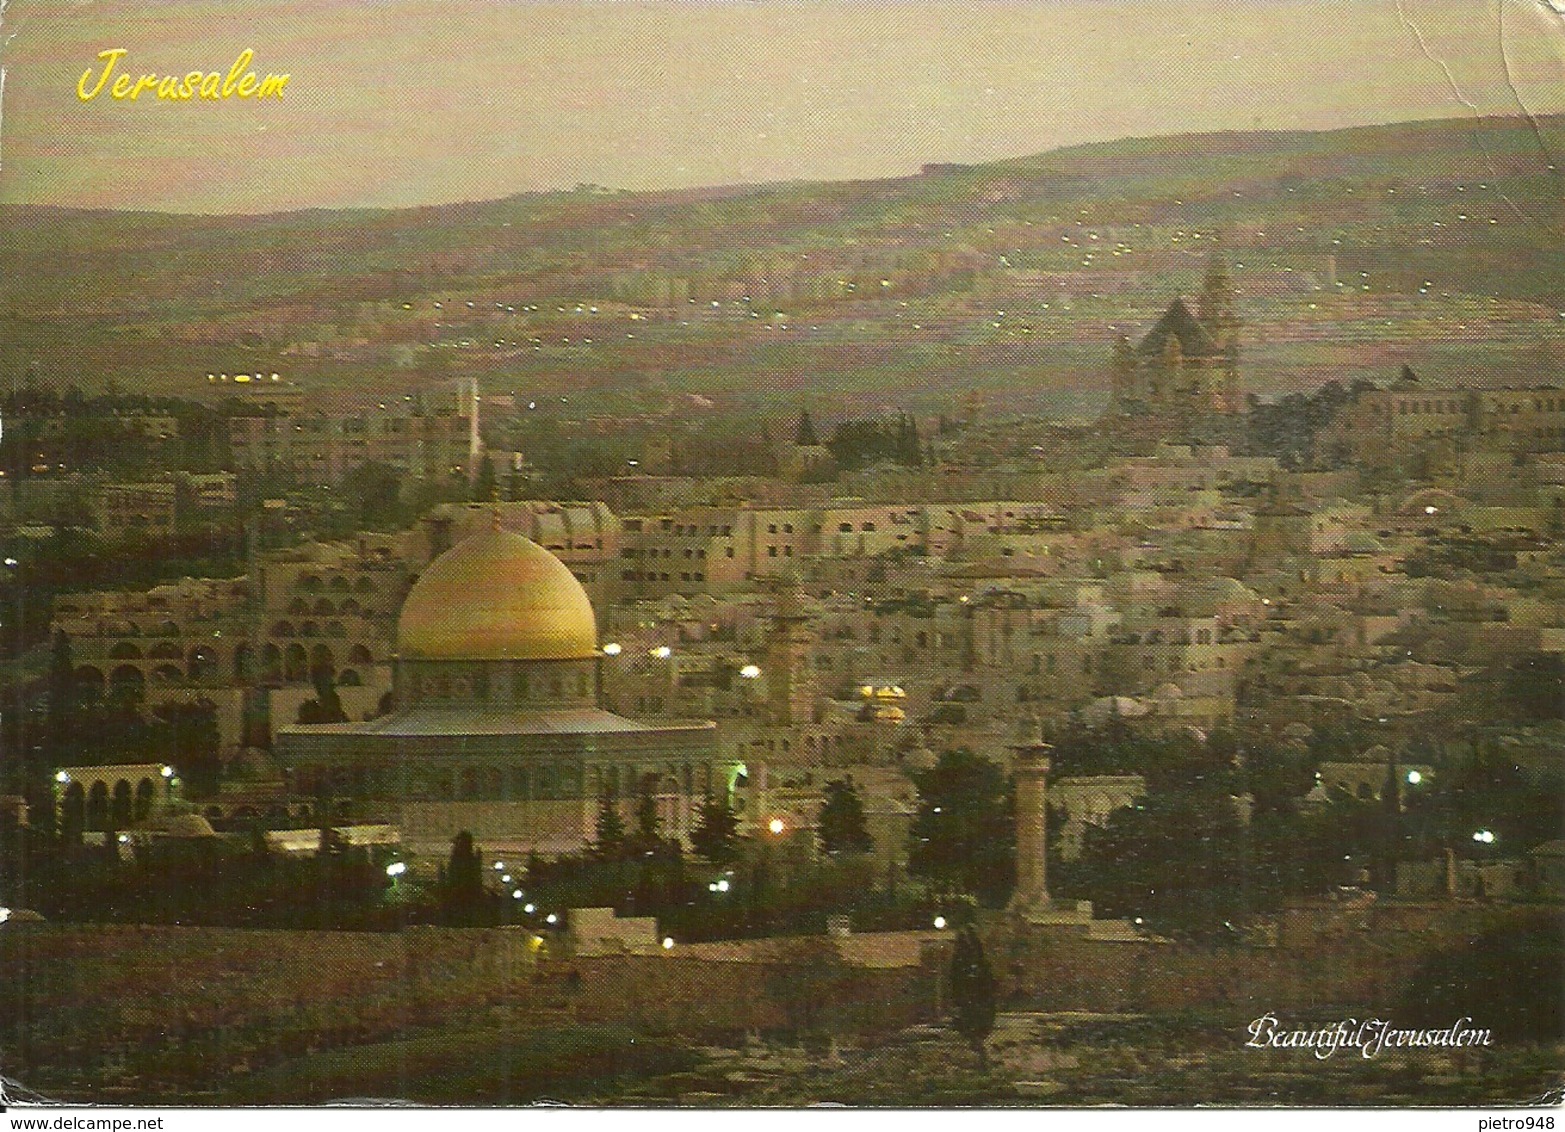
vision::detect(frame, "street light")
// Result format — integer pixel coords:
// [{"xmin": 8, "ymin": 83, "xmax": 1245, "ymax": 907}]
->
[
  {"xmin": 768, "ymin": 817, "xmax": 785, "ymax": 835},
  {"xmin": 1406, "ymin": 770, "xmax": 1423, "ymax": 785},
  {"xmin": 739, "ymin": 664, "xmax": 761, "ymax": 679},
  {"xmin": 602, "ymin": 642, "xmax": 622, "ymax": 656},
  {"xmin": 385, "ymin": 861, "xmax": 407, "ymax": 877},
  {"xmin": 651, "ymin": 646, "xmax": 672, "ymax": 660},
  {"xmin": 1472, "ymin": 829, "xmax": 1495, "ymax": 845},
  {"xmin": 933, "ymin": 916, "xmax": 947, "ymax": 930}
]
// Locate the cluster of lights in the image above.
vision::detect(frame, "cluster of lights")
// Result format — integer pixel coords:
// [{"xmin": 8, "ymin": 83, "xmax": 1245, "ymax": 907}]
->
[
  {"xmin": 1472, "ymin": 829, "xmax": 1496, "ymax": 845},
  {"xmin": 707, "ymin": 878, "xmax": 731, "ymax": 894}
]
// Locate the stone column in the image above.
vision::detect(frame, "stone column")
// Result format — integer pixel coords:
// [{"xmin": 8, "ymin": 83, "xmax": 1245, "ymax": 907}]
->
[{"xmin": 1009, "ymin": 731, "xmax": 1053, "ymax": 914}]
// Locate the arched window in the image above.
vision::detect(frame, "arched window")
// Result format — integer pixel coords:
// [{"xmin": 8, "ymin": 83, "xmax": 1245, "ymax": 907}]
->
[
  {"xmin": 188, "ymin": 647, "xmax": 215, "ymax": 681},
  {"xmin": 61, "ymin": 783, "xmax": 86, "ymax": 842},
  {"xmin": 87, "ymin": 782, "xmax": 110, "ymax": 831},
  {"xmin": 348, "ymin": 644, "xmax": 373, "ymax": 665},
  {"xmin": 75, "ymin": 667, "xmax": 105, "ymax": 700},
  {"xmin": 314, "ymin": 598, "xmax": 335, "ymax": 616},
  {"xmin": 112, "ymin": 780, "xmax": 133, "ymax": 827},
  {"xmin": 109, "ymin": 641, "xmax": 142, "ymax": 660},
  {"xmin": 134, "ymin": 779, "xmax": 155, "ymax": 821},
  {"xmin": 110, "ymin": 665, "xmax": 145, "ymax": 702}
]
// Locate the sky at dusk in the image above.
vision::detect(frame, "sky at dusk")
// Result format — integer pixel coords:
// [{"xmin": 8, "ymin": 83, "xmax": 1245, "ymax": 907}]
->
[{"xmin": 0, "ymin": 0, "xmax": 1561, "ymax": 214}]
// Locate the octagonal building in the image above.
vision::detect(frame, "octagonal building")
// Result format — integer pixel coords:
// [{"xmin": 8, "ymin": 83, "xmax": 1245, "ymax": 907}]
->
[{"xmin": 276, "ymin": 525, "xmax": 727, "ymax": 855}]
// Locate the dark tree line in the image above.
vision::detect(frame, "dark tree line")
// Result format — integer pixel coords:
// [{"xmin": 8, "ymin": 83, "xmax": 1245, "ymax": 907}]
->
[{"xmin": 826, "ymin": 414, "xmax": 925, "ymax": 472}]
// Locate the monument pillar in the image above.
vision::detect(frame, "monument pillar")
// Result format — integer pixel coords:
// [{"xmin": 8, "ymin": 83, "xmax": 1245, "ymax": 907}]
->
[{"xmin": 1009, "ymin": 730, "xmax": 1053, "ymax": 915}]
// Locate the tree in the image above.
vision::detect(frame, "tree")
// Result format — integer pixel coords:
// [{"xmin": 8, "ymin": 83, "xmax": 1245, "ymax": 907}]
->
[
  {"xmin": 691, "ymin": 793, "xmax": 741, "ymax": 865},
  {"xmin": 149, "ymin": 698, "xmax": 223, "ymax": 798},
  {"xmin": 341, "ymin": 461, "xmax": 406, "ymax": 530},
  {"xmin": 630, "ymin": 792, "xmax": 662, "ymax": 855},
  {"xmin": 297, "ymin": 664, "xmax": 347, "ymax": 725},
  {"xmin": 908, "ymin": 749, "xmax": 1014, "ymax": 905},
  {"xmin": 591, "ymin": 792, "xmax": 626, "ymax": 861},
  {"xmin": 948, "ymin": 922, "xmax": 998, "ymax": 1068},
  {"xmin": 443, "ymin": 830, "xmax": 487, "ymax": 924},
  {"xmin": 472, "ymin": 453, "xmax": 498, "ymax": 502},
  {"xmin": 817, "ymin": 777, "xmax": 872, "ymax": 856},
  {"xmin": 793, "ymin": 409, "xmax": 819, "ymax": 447}
]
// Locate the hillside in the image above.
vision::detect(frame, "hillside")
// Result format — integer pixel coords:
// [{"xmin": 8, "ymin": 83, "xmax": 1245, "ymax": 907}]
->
[{"xmin": 1, "ymin": 113, "xmax": 1560, "ymax": 415}]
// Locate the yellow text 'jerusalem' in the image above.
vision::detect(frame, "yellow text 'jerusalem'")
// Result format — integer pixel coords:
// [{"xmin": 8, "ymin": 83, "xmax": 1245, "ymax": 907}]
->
[{"xmin": 78, "ymin": 49, "xmax": 289, "ymax": 103}]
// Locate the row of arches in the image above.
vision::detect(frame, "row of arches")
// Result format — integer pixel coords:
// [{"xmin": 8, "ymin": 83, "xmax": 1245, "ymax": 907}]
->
[
  {"xmin": 77, "ymin": 652, "xmax": 369, "ymax": 699},
  {"xmin": 296, "ymin": 574, "xmax": 379, "ymax": 594},
  {"xmin": 59, "ymin": 777, "xmax": 159, "ymax": 832},
  {"xmin": 284, "ymin": 597, "xmax": 376, "ymax": 617},
  {"xmin": 268, "ymin": 620, "xmax": 356, "ymax": 639}
]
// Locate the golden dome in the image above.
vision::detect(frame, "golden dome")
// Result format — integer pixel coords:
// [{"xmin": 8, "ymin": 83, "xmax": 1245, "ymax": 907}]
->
[{"xmin": 398, "ymin": 528, "xmax": 597, "ymax": 661}]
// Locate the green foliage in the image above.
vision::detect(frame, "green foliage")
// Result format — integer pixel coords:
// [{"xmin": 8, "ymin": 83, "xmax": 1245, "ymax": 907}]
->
[
  {"xmin": 690, "ymin": 793, "xmax": 740, "ymax": 865},
  {"xmin": 591, "ymin": 792, "xmax": 627, "ymax": 861},
  {"xmin": 907, "ymin": 748, "xmax": 1014, "ymax": 905},
  {"xmin": 948, "ymin": 924, "xmax": 997, "ymax": 1064},
  {"xmin": 296, "ymin": 665, "xmax": 348, "ymax": 725},
  {"xmin": 817, "ymin": 777, "xmax": 873, "ymax": 856},
  {"xmin": 443, "ymin": 831, "xmax": 491, "ymax": 925},
  {"xmin": 793, "ymin": 409, "xmax": 819, "ymax": 447},
  {"xmin": 826, "ymin": 414, "xmax": 923, "ymax": 471},
  {"xmin": 1247, "ymin": 378, "xmax": 1375, "ymax": 468},
  {"xmin": 472, "ymin": 453, "xmax": 498, "ymax": 502}
]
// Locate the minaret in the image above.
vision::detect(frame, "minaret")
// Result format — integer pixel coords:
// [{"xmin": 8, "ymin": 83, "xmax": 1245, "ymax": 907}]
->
[
  {"xmin": 765, "ymin": 574, "xmax": 815, "ymax": 726},
  {"xmin": 1009, "ymin": 721, "xmax": 1054, "ymax": 915}
]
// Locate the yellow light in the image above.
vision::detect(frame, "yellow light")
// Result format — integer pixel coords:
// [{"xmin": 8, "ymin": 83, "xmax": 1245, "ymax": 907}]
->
[
  {"xmin": 768, "ymin": 818, "xmax": 785, "ymax": 835},
  {"xmin": 661, "ymin": 936, "xmax": 674, "ymax": 950}
]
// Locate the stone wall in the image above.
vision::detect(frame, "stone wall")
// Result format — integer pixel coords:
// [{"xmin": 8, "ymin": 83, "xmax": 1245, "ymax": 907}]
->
[{"xmin": 984, "ymin": 902, "xmax": 1553, "ymax": 1015}]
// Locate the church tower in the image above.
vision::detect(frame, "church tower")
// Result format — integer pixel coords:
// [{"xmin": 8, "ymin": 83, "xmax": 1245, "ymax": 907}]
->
[{"xmin": 1197, "ymin": 251, "xmax": 1242, "ymax": 412}]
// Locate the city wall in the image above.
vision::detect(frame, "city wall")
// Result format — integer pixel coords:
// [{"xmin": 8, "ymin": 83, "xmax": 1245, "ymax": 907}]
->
[{"xmin": 984, "ymin": 902, "xmax": 1553, "ymax": 1015}]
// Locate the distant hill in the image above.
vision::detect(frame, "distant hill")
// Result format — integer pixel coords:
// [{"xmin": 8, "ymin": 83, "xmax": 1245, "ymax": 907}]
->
[{"xmin": 1, "ymin": 113, "xmax": 1560, "ymax": 410}]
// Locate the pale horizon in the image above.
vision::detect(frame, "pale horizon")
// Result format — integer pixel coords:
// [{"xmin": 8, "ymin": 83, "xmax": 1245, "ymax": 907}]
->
[{"xmin": 1, "ymin": 0, "xmax": 1562, "ymax": 215}]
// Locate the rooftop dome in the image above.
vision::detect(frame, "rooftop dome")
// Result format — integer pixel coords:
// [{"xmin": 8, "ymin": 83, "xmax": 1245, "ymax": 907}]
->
[{"xmin": 398, "ymin": 528, "xmax": 597, "ymax": 662}]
